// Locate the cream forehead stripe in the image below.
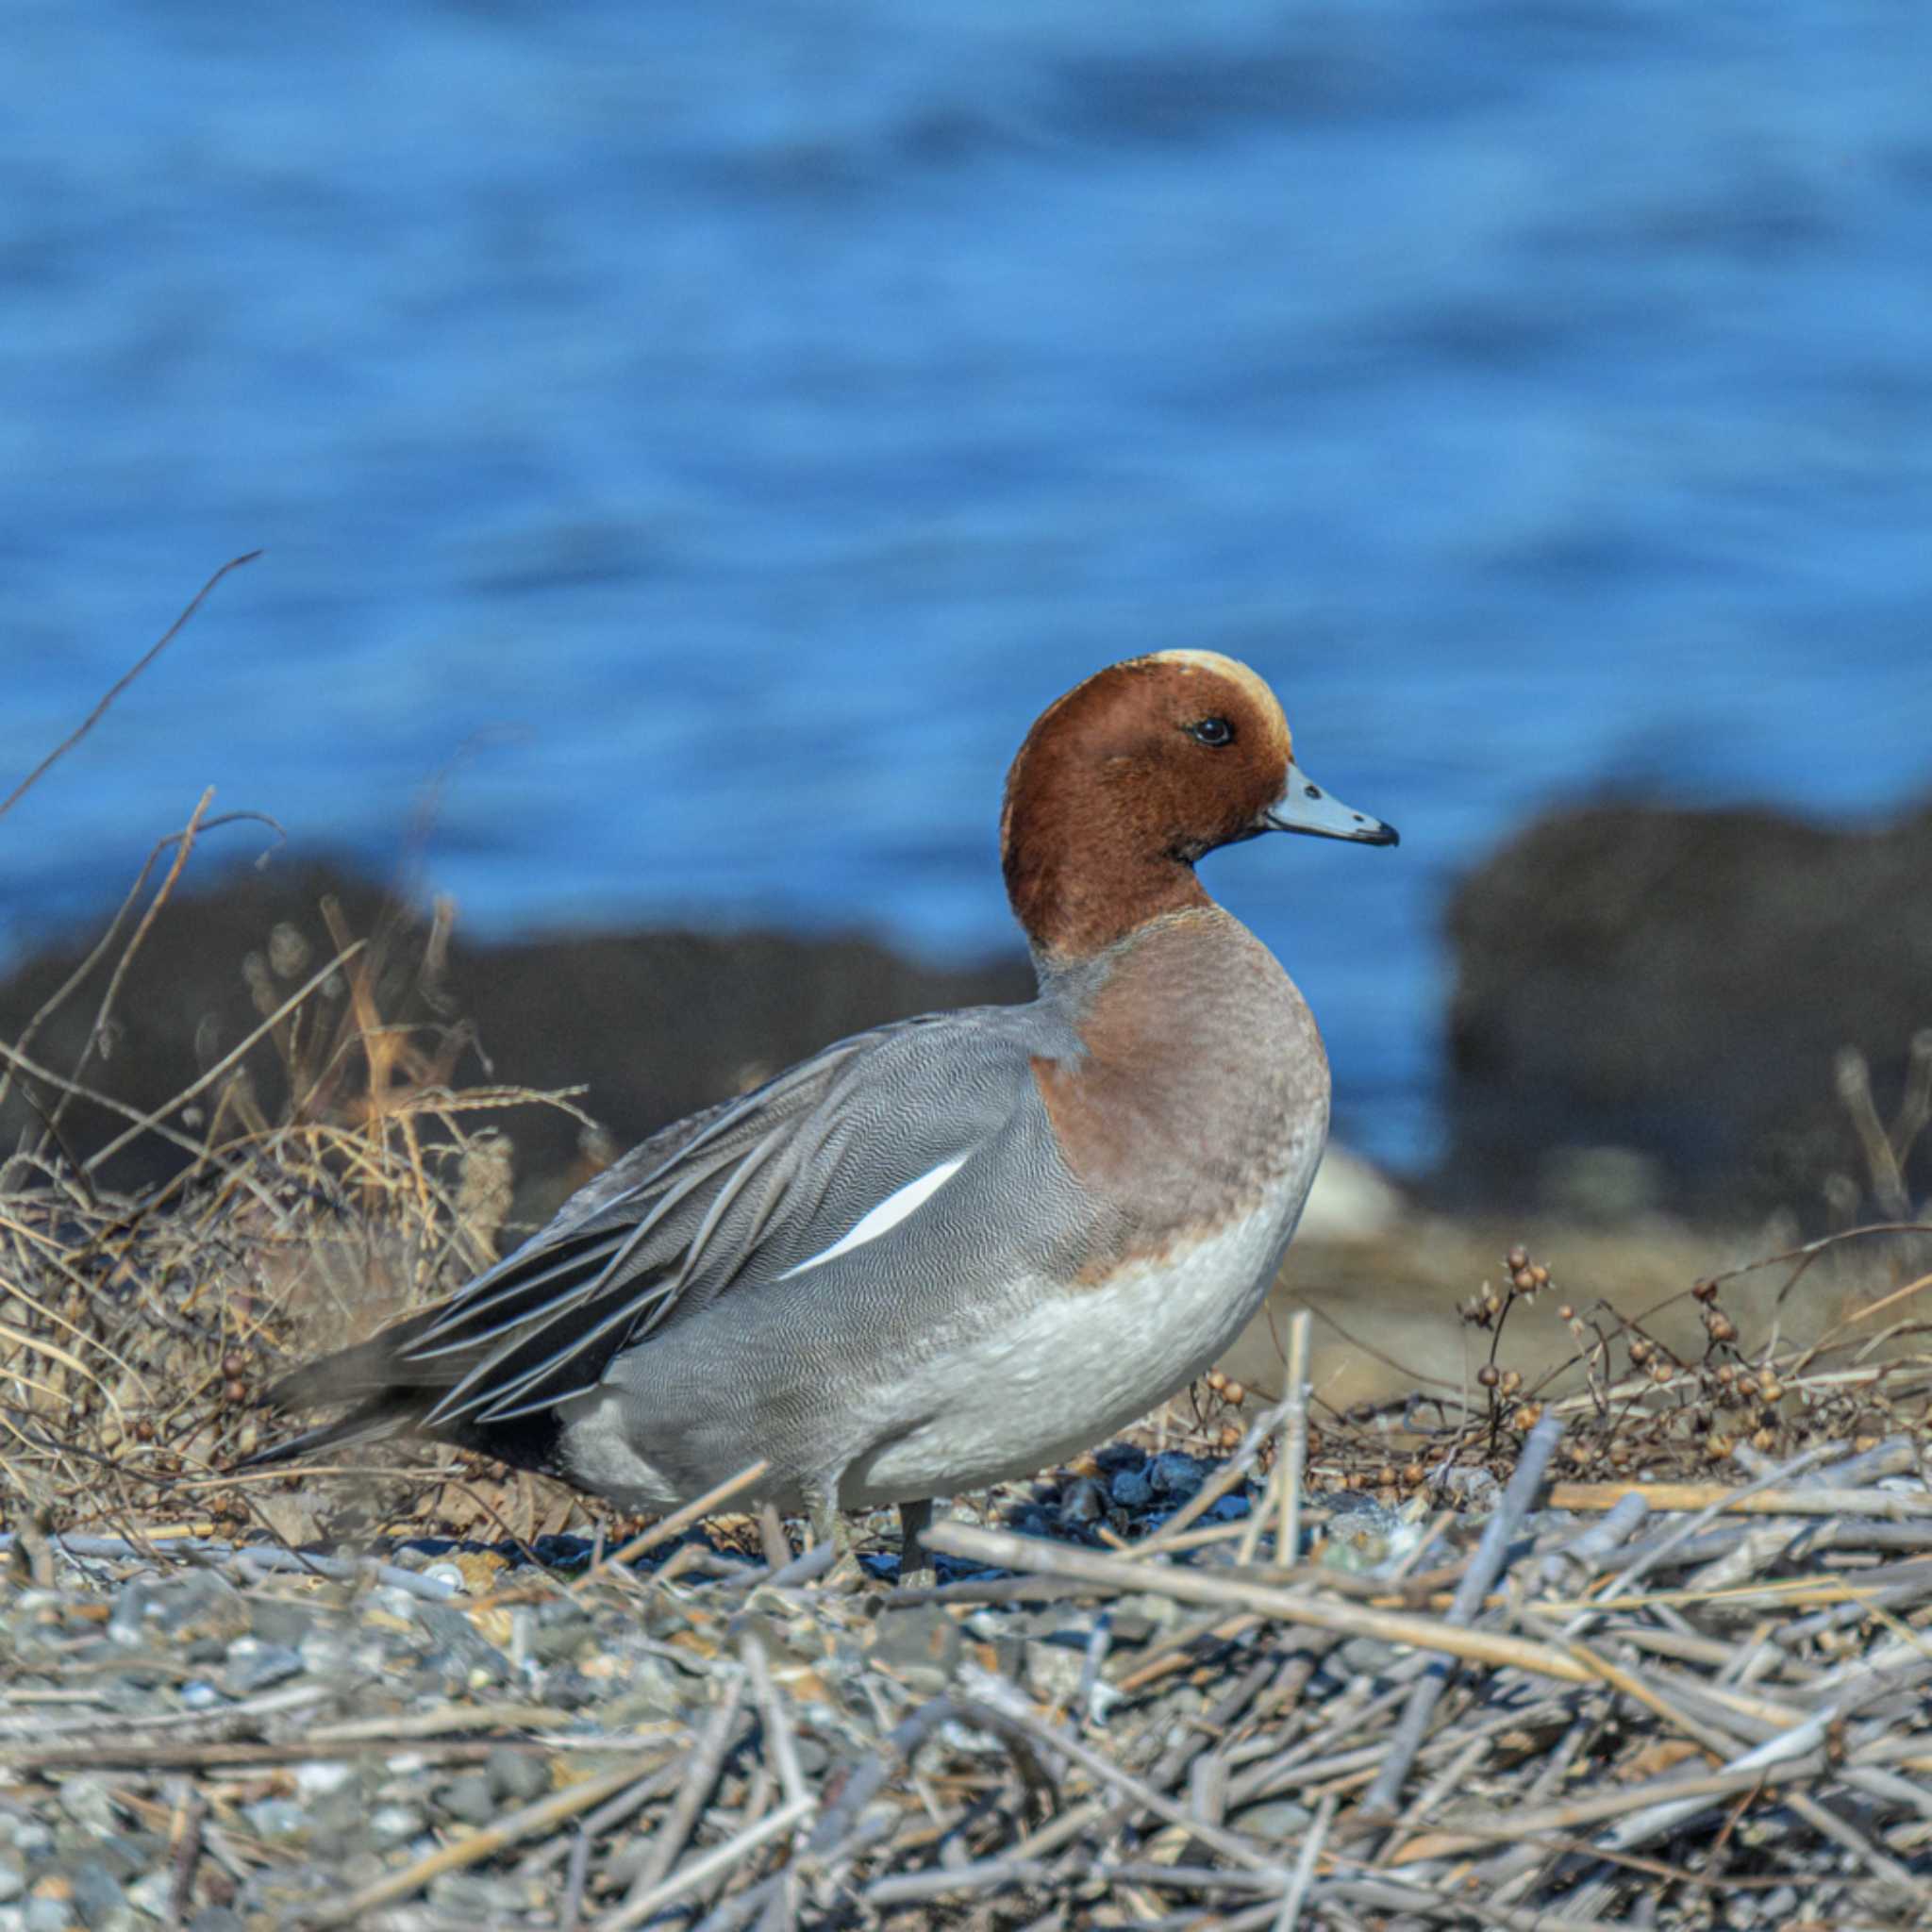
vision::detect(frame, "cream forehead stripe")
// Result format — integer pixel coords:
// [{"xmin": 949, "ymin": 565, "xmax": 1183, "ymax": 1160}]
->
[{"xmin": 1145, "ymin": 650, "xmax": 1292, "ymax": 755}]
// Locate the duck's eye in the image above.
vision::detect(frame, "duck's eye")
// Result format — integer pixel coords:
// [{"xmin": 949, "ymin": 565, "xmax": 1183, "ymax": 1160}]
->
[{"xmin": 1187, "ymin": 716, "xmax": 1235, "ymax": 748}]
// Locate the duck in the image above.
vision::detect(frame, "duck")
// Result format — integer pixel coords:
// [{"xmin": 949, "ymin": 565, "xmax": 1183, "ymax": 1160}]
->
[{"xmin": 249, "ymin": 651, "xmax": 1396, "ymax": 1579}]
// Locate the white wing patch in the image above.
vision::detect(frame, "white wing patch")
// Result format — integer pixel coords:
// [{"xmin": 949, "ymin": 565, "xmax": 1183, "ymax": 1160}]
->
[{"xmin": 776, "ymin": 1155, "xmax": 970, "ymax": 1281}]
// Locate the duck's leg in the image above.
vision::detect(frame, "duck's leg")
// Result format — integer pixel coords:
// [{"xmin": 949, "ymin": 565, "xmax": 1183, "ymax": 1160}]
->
[
  {"xmin": 802, "ymin": 1474, "xmax": 864, "ymax": 1586},
  {"xmin": 896, "ymin": 1496, "xmax": 936, "ymax": 1590}
]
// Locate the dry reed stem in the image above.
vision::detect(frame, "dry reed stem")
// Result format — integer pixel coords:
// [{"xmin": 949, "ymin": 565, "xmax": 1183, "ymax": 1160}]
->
[
  {"xmin": 1551, "ymin": 1479, "xmax": 1932, "ymax": 1519},
  {"xmin": 924, "ymin": 1520, "xmax": 1604, "ymax": 1686},
  {"xmin": 0, "ymin": 553, "xmax": 259, "ymax": 823}
]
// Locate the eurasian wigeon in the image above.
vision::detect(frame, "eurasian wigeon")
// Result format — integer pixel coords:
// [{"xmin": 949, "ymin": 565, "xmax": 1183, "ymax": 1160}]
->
[{"xmin": 252, "ymin": 652, "xmax": 1396, "ymax": 1576}]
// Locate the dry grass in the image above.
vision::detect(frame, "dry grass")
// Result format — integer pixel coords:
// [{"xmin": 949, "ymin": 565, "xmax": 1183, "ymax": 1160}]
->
[
  {"xmin": 0, "ymin": 810, "xmax": 608, "ymax": 1551},
  {"xmin": 0, "ymin": 575, "xmax": 608, "ymax": 1551}
]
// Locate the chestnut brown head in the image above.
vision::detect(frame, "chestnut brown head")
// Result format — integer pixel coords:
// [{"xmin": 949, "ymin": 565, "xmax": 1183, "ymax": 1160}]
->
[{"xmin": 1000, "ymin": 650, "xmax": 1396, "ymax": 961}]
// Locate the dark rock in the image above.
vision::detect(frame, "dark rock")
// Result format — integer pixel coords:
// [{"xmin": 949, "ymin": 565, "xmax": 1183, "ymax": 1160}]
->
[
  {"xmin": 1056, "ymin": 1476, "xmax": 1108, "ymax": 1524},
  {"xmin": 1148, "ymin": 1452, "xmax": 1209, "ymax": 1497},
  {"xmin": 0, "ymin": 859, "xmax": 1029, "ymax": 1213},
  {"xmin": 1444, "ymin": 798, "xmax": 1932, "ymax": 1217}
]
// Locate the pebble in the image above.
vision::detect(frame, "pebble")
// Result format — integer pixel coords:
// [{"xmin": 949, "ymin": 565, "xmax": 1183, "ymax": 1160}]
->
[
  {"xmin": 291, "ymin": 1760, "xmax": 358, "ymax": 1798},
  {"xmin": 52, "ymin": 1784, "xmax": 115, "ymax": 1840},
  {"xmin": 871, "ymin": 1603, "xmax": 962, "ymax": 1693},
  {"xmin": 369, "ymin": 1805, "xmax": 427, "ymax": 1849},
  {"xmin": 241, "ymin": 1798, "xmax": 308, "ymax": 1841},
  {"xmin": 439, "ymin": 1772, "xmax": 498, "ymax": 1827},
  {"xmin": 1229, "ymin": 1798, "xmax": 1314, "ymax": 1840},
  {"xmin": 222, "ymin": 1638, "xmax": 305, "ymax": 1694},
  {"xmin": 418, "ymin": 1605, "xmax": 512, "ymax": 1686},
  {"xmin": 247, "ymin": 1598, "xmax": 319, "ymax": 1646},
  {"xmin": 486, "ymin": 1744, "xmax": 554, "ymax": 1806},
  {"xmin": 65, "ymin": 1863, "xmax": 125, "ymax": 1932}
]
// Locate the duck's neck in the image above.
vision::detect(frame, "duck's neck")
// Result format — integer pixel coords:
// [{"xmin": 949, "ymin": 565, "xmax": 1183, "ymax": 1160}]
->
[{"xmin": 1003, "ymin": 796, "xmax": 1213, "ymax": 966}]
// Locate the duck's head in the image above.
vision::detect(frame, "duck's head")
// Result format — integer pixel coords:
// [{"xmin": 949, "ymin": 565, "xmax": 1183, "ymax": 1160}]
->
[{"xmin": 1001, "ymin": 649, "xmax": 1397, "ymax": 961}]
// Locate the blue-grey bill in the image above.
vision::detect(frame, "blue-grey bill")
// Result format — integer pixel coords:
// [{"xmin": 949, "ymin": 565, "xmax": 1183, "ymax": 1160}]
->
[{"xmin": 1262, "ymin": 766, "xmax": 1399, "ymax": 846}]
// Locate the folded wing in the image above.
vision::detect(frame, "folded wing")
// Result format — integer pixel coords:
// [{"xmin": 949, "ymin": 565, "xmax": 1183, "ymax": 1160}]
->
[{"xmin": 250, "ymin": 1005, "xmax": 1041, "ymax": 1463}]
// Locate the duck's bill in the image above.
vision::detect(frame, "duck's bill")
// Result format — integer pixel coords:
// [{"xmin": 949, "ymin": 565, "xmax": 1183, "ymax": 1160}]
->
[{"xmin": 1260, "ymin": 766, "xmax": 1399, "ymax": 847}]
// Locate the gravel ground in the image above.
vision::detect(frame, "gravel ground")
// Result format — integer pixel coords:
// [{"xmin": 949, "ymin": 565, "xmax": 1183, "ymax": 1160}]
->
[{"xmin": 5, "ymin": 1428, "xmax": 1932, "ymax": 1932}]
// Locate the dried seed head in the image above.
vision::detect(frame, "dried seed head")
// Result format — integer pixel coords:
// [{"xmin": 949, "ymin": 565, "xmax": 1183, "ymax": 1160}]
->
[
  {"xmin": 224, "ymin": 1379, "xmax": 249, "ymax": 1406},
  {"xmin": 1557, "ymin": 1304, "xmax": 1574, "ymax": 1323},
  {"xmin": 1757, "ymin": 1376, "xmax": 1785, "ymax": 1405},
  {"xmin": 1511, "ymin": 1268, "xmax": 1537, "ymax": 1293},
  {"xmin": 1205, "ymin": 1369, "xmax": 1227, "ymax": 1393},
  {"xmin": 1706, "ymin": 1434, "xmax": 1735, "ymax": 1461},
  {"xmin": 1222, "ymin": 1380, "xmax": 1246, "ymax": 1407},
  {"xmin": 1628, "ymin": 1338, "xmax": 1654, "ymax": 1366},
  {"xmin": 223, "ymin": 1351, "xmax": 247, "ymax": 1379},
  {"xmin": 1219, "ymin": 1423, "xmax": 1241, "ymax": 1451},
  {"xmin": 1402, "ymin": 1461, "xmax": 1424, "ymax": 1485},
  {"xmin": 1506, "ymin": 1244, "xmax": 1529, "ymax": 1271},
  {"xmin": 1528, "ymin": 1263, "xmax": 1550, "ymax": 1290},
  {"xmin": 1650, "ymin": 1361, "xmax": 1674, "ymax": 1386},
  {"xmin": 267, "ymin": 921, "xmax": 312, "ymax": 979},
  {"xmin": 1499, "ymin": 1368, "xmax": 1523, "ymax": 1397},
  {"xmin": 1692, "ymin": 1278, "xmax": 1719, "ymax": 1304},
  {"xmin": 1511, "ymin": 1403, "xmax": 1543, "ymax": 1431},
  {"xmin": 1704, "ymin": 1311, "xmax": 1737, "ymax": 1344},
  {"xmin": 1477, "ymin": 1364, "xmax": 1500, "ymax": 1389}
]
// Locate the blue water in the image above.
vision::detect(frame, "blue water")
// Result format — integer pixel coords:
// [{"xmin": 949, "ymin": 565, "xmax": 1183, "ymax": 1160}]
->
[{"xmin": 3, "ymin": 3, "xmax": 1930, "ymax": 1173}]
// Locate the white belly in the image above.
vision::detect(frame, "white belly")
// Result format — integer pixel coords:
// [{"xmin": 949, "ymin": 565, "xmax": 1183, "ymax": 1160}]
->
[{"xmin": 844, "ymin": 1188, "xmax": 1305, "ymax": 1507}]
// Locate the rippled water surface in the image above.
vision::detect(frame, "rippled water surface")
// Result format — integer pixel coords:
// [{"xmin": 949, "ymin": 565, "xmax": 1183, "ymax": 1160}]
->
[{"xmin": 4, "ymin": 3, "xmax": 1929, "ymax": 1169}]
